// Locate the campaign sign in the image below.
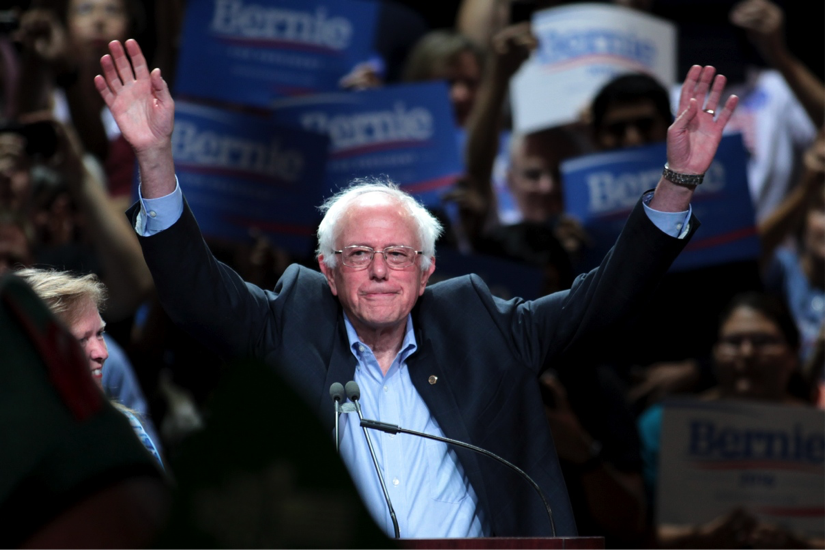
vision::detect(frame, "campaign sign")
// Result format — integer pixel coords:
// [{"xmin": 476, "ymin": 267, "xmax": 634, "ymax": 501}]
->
[
  {"xmin": 658, "ymin": 398, "xmax": 825, "ymax": 539},
  {"xmin": 430, "ymin": 249, "xmax": 545, "ymax": 301},
  {"xmin": 171, "ymin": 101, "xmax": 329, "ymax": 255},
  {"xmin": 561, "ymin": 133, "xmax": 758, "ymax": 273},
  {"xmin": 511, "ymin": 3, "xmax": 676, "ymax": 133},
  {"xmin": 175, "ymin": 0, "xmax": 378, "ymax": 107},
  {"xmin": 270, "ymin": 82, "xmax": 462, "ymax": 207}
]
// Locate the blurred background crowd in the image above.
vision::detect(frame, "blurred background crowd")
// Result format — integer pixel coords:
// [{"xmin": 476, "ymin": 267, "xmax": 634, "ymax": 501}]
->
[{"xmin": 0, "ymin": 0, "xmax": 823, "ymax": 547}]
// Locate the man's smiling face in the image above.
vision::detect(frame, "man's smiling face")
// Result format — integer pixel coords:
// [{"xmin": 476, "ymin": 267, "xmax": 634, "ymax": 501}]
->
[
  {"xmin": 69, "ymin": 300, "xmax": 108, "ymax": 388},
  {"xmin": 318, "ymin": 193, "xmax": 435, "ymax": 338}
]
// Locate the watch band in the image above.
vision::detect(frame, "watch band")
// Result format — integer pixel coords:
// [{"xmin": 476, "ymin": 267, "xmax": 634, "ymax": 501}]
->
[{"xmin": 662, "ymin": 163, "xmax": 704, "ymax": 187}]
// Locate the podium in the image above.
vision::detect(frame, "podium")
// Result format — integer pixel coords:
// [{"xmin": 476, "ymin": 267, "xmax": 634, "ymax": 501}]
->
[{"xmin": 399, "ymin": 537, "xmax": 604, "ymax": 549}]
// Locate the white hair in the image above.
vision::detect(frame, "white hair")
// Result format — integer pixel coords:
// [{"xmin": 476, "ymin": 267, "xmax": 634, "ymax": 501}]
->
[{"xmin": 316, "ymin": 177, "xmax": 443, "ymax": 270}]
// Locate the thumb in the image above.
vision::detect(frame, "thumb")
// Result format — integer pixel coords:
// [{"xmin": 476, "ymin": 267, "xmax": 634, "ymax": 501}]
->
[{"xmin": 151, "ymin": 68, "xmax": 173, "ymax": 103}]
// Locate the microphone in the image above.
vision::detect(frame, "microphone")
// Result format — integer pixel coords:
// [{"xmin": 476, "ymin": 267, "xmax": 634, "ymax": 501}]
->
[
  {"xmin": 360, "ymin": 418, "xmax": 557, "ymax": 537},
  {"xmin": 329, "ymin": 382, "xmax": 345, "ymax": 453},
  {"xmin": 345, "ymin": 381, "xmax": 400, "ymax": 539}
]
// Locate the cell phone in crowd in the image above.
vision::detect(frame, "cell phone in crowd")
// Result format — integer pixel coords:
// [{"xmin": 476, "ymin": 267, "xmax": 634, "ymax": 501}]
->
[{"xmin": 510, "ymin": 0, "xmax": 537, "ymax": 24}]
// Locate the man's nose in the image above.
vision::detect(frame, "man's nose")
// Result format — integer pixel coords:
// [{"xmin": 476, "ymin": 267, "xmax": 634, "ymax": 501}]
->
[
  {"xmin": 368, "ymin": 251, "xmax": 389, "ymax": 279},
  {"xmin": 536, "ymin": 173, "xmax": 557, "ymax": 194},
  {"xmin": 451, "ymin": 82, "xmax": 471, "ymax": 104}
]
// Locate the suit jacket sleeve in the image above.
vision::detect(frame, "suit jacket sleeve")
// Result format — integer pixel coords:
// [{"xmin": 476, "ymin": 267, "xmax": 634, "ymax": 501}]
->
[
  {"xmin": 489, "ymin": 196, "xmax": 699, "ymax": 374},
  {"xmin": 128, "ymin": 198, "xmax": 290, "ymax": 362}
]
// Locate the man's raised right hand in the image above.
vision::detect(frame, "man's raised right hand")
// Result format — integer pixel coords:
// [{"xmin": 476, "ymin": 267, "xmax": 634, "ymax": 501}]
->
[{"xmin": 94, "ymin": 39, "xmax": 175, "ymax": 156}]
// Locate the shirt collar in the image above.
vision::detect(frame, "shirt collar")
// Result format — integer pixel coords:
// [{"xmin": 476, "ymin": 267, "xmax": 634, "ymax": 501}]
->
[{"xmin": 343, "ymin": 312, "xmax": 418, "ymax": 366}]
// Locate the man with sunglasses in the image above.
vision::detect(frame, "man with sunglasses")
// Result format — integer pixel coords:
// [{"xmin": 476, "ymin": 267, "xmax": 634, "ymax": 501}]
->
[{"xmin": 96, "ymin": 38, "xmax": 738, "ymax": 539}]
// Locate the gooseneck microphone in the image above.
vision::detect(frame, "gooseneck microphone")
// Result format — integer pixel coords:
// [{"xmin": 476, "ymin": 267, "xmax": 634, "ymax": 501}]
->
[
  {"xmin": 345, "ymin": 381, "xmax": 400, "ymax": 539},
  {"xmin": 360, "ymin": 418, "xmax": 557, "ymax": 537},
  {"xmin": 329, "ymin": 382, "xmax": 345, "ymax": 453}
]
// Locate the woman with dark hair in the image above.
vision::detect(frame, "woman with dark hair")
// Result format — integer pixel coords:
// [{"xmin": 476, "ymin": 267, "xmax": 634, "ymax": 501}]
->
[{"xmin": 637, "ymin": 292, "xmax": 819, "ymax": 548}]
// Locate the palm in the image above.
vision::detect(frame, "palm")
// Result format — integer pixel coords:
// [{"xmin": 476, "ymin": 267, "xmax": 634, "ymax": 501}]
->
[
  {"xmin": 95, "ymin": 40, "xmax": 174, "ymax": 153},
  {"xmin": 667, "ymin": 65, "xmax": 739, "ymax": 175}
]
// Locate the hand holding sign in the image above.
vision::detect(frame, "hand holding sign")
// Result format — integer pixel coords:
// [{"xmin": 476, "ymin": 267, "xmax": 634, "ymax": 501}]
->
[{"xmin": 95, "ymin": 39, "xmax": 176, "ymax": 198}]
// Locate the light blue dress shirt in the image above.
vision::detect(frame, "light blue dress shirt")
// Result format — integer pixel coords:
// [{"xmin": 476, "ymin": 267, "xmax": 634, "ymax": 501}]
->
[
  {"xmin": 338, "ymin": 312, "xmax": 486, "ymax": 537},
  {"xmin": 133, "ymin": 180, "xmax": 692, "ymax": 537}
]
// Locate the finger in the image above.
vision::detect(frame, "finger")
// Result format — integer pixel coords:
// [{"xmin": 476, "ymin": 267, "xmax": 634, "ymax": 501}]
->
[
  {"xmin": 94, "ymin": 74, "xmax": 115, "ymax": 107},
  {"xmin": 714, "ymin": 94, "xmax": 739, "ymax": 129},
  {"xmin": 703, "ymin": 73, "xmax": 727, "ymax": 113},
  {"xmin": 694, "ymin": 65, "xmax": 716, "ymax": 104},
  {"xmin": 678, "ymin": 65, "xmax": 703, "ymax": 114},
  {"xmin": 109, "ymin": 39, "xmax": 136, "ymax": 84},
  {"xmin": 124, "ymin": 38, "xmax": 151, "ymax": 80},
  {"xmin": 99, "ymin": 53, "xmax": 123, "ymax": 91}
]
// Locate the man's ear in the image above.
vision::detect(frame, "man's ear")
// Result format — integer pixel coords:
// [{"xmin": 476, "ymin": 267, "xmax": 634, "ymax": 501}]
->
[
  {"xmin": 419, "ymin": 257, "xmax": 436, "ymax": 296},
  {"xmin": 317, "ymin": 256, "xmax": 338, "ymax": 296}
]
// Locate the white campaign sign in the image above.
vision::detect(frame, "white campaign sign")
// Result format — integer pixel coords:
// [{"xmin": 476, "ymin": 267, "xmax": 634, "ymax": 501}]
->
[
  {"xmin": 658, "ymin": 399, "xmax": 825, "ymax": 539},
  {"xmin": 510, "ymin": 3, "xmax": 676, "ymax": 133}
]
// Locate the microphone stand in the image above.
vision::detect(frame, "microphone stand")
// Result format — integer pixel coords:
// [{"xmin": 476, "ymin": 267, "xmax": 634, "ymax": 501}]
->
[
  {"xmin": 353, "ymin": 402, "xmax": 401, "ymax": 538},
  {"xmin": 361, "ymin": 418, "xmax": 556, "ymax": 537},
  {"xmin": 329, "ymin": 383, "xmax": 345, "ymax": 454}
]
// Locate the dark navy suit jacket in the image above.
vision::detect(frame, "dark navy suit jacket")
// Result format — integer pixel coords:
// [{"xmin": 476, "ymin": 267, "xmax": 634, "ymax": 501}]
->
[{"xmin": 133, "ymin": 195, "xmax": 697, "ymax": 537}]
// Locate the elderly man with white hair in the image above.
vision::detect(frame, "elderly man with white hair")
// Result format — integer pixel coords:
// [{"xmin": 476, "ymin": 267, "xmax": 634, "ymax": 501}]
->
[{"xmin": 95, "ymin": 38, "xmax": 737, "ymax": 539}]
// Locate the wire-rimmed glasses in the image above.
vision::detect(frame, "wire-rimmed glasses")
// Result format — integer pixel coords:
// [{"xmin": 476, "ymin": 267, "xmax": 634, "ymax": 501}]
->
[{"xmin": 334, "ymin": 245, "xmax": 423, "ymax": 270}]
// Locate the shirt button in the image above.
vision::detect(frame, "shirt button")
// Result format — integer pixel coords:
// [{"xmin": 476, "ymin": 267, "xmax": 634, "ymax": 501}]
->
[
  {"xmin": 358, "ymin": 345, "xmax": 366, "ymax": 353},
  {"xmin": 392, "ymin": 478, "xmax": 400, "ymax": 486},
  {"xmin": 383, "ymin": 385, "xmax": 388, "ymax": 393},
  {"xmin": 148, "ymin": 210, "xmax": 157, "ymax": 218},
  {"xmin": 676, "ymin": 223, "xmax": 683, "ymax": 230}
]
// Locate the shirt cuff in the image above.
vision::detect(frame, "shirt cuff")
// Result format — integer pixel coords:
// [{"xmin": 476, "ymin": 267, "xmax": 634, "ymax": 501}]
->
[
  {"xmin": 642, "ymin": 191, "xmax": 692, "ymax": 239},
  {"xmin": 135, "ymin": 177, "xmax": 184, "ymax": 236}
]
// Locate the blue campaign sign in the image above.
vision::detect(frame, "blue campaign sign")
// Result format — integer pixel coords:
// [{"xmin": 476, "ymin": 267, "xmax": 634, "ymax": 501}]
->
[
  {"xmin": 175, "ymin": 0, "xmax": 378, "ymax": 107},
  {"xmin": 170, "ymin": 101, "xmax": 329, "ymax": 255},
  {"xmin": 270, "ymin": 82, "xmax": 463, "ymax": 207},
  {"xmin": 562, "ymin": 133, "xmax": 759, "ymax": 272}
]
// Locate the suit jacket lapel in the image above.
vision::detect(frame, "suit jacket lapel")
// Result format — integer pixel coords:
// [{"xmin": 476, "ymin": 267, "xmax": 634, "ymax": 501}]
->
[{"xmin": 407, "ymin": 331, "xmax": 492, "ymax": 524}]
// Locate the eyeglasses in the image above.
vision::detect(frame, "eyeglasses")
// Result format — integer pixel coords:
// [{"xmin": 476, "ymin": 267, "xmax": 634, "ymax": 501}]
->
[
  {"xmin": 334, "ymin": 245, "xmax": 423, "ymax": 270},
  {"xmin": 717, "ymin": 333, "xmax": 787, "ymax": 356}
]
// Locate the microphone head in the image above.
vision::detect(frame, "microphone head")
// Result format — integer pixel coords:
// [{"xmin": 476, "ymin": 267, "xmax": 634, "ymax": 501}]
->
[
  {"xmin": 345, "ymin": 380, "xmax": 360, "ymax": 401},
  {"xmin": 329, "ymin": 382, "xmax": 345, "ymax": 402}
]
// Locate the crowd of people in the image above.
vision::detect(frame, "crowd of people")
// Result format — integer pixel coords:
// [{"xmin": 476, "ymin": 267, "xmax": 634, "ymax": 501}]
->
[{"xmin": 1, "ymin": 0, "xmax": 823, "ymax": 547}]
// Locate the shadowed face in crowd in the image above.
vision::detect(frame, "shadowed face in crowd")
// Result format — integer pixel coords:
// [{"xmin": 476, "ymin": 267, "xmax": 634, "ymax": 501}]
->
[
  {"xmin": 318, "ymin": 193, "xmax": 436, "ymax": 338},
  {"xmin": 0, "ymin": 133, "xmax": 31, "ymax": 211},
  {"xmin": 0, "ymin": 222, "xmax": 32, "ymax": 273},
  {"xmin": 713, "ymin": 306, "xmax": 797, "ymax": 402},
  {"xmin": 805, "ymin": 189, "xmax": 825, "ymax": 263},
  {"xmin": 433, "ymin": 50, "xmax": 481, "ymax": 128},
  {"xmin": 507, "ymin": 130, "xmax": 580, "ymax": 222},
  {"xmin": 68, "ymin": 0, "xmax": 130, "ymax": 61},
  {"xmin": 595, "ymin": 98, "xmax": 670, "ymax": 151}
]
